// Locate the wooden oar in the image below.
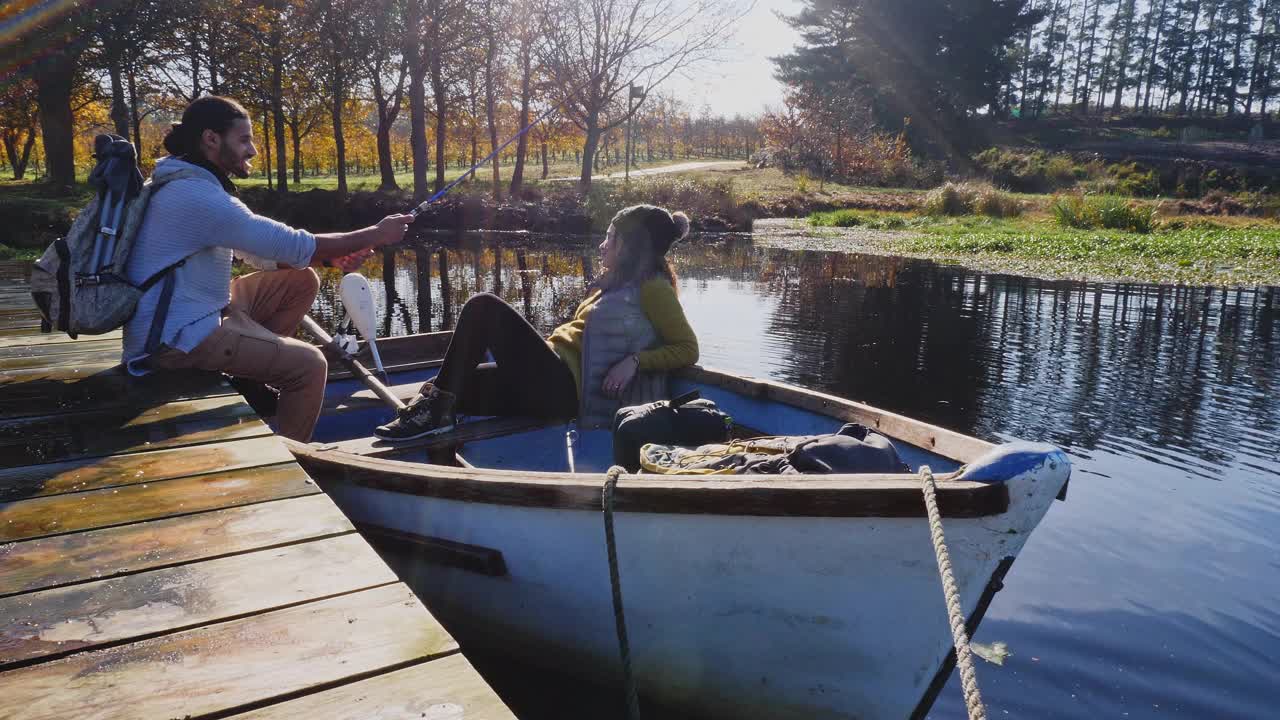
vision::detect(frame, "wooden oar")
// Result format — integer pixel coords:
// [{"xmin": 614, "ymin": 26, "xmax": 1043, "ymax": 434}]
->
[{"xmin": 300, "ymin": 315, "xmax": 405, "ymax": 412}]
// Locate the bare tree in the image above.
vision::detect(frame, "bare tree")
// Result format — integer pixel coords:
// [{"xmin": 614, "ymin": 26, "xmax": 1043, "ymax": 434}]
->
[
  {"xmin": 361, "ymin": 0, "xmax": 408, "ymax": 190},
  {"xmin": 537, "ymin": 0, "xmax": 744, "ymax": 187}
]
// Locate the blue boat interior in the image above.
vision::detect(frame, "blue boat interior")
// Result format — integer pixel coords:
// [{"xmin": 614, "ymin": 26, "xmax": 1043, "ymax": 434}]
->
[{"xmin": 311, "ymin": 369, "xmax": 963, "ymax": 475}]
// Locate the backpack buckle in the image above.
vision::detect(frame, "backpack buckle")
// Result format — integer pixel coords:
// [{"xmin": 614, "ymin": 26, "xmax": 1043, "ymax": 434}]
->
[
  {"xmin": 100, "ymin": 227, "xmax": 117, "ymax": 237},
  {"xmin": 75, "ymin": 273, "xmax": 101, "ymax": 287}
]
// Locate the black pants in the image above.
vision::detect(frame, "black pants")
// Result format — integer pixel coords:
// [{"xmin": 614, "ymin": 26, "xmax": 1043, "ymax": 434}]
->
[{"xmin": 427, "ymin": 293, "xmax": 578, "ymax": 419}]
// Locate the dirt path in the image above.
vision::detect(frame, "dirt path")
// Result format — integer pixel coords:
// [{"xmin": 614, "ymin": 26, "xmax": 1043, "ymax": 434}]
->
[{"xmin": 550, "ymin": 160, "xmax": 746, "ymax": 182}]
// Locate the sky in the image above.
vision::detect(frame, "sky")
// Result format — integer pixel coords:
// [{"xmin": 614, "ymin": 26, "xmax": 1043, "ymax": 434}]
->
[{"xmin": 663, "ymin": 0, "xmax": 803, "ymax": 118}]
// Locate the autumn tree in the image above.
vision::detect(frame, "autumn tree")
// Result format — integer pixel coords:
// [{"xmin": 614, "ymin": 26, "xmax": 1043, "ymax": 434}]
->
[{"xmin": 0, "ymin": 74, "xmax": 41, "ymax": 180}]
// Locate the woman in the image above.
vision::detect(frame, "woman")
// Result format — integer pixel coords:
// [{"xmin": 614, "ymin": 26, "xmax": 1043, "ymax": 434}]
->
[{"xmin": 375, "ymin": 204, "xmax": 698, "ymax": 441}]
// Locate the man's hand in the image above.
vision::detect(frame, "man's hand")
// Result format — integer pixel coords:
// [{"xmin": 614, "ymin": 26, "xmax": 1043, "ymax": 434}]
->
[
  {"xmin": 331, "ymin": 248, "xmax": 374, "ymax": 273},
  {"xmin": 373, "ymin": 213, "xmax": 414, "ymax": 247}
]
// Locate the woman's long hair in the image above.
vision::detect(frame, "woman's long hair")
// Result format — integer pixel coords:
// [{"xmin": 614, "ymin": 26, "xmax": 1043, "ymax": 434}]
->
[
  {"xmin": 162, "ymin": 95, "xmax": 249, "ymax": 193},
  {"xmin": 592, "ymin": 204, "xmax": 691, "ymax": 294}
]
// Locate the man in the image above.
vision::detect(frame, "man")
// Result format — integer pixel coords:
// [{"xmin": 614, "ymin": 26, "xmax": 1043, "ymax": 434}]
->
[{"xmin": 124, "ymin": 95, "xmax": 412, "ymax": 441}]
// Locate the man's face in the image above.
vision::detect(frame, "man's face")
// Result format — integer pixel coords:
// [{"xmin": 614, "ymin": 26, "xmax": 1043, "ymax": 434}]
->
[{"xmin": 204, "ymin": 118, "xmax": 256, "ymax": 178}]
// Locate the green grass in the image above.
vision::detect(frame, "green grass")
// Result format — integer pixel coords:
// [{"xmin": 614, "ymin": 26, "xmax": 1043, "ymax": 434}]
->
[
  {"xmin": 0, "ymin": 245, "xmax": 40, "ymax": 261},
  {"xmin": 805, "ymin": 210, "xmax": 1280, "ymax": 285}
]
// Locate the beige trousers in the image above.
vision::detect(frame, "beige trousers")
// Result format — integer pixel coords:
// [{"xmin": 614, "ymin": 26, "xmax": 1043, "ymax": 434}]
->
[{"xmin": 152, "ymin": 268, "xmax": 327, "ymax": 442}]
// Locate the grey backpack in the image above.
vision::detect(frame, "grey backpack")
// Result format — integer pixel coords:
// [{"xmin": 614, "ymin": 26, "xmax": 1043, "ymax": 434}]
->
[{"xmin": 31, "ymin": 134, "xmax": 200, "ymax": 346}]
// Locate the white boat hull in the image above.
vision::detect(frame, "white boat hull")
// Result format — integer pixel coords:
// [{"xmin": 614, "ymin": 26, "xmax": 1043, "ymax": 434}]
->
[{"xmin": 320, "ymin": 448, "xmax": 1068, "ymax": 719}]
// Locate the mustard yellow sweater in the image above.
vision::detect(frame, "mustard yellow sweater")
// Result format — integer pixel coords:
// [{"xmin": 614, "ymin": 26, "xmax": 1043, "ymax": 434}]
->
[{"xmin": 547, "ymin": 277, "xmax": 699, "ymax": 396}]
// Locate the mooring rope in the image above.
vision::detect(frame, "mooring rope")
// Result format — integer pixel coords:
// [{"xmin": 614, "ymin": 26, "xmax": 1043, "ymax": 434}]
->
[
  {"xmin": 602, "ymin": 465, "xmax": 642, "ymax": 720},
  {"xmin": 919, "ymin": 465, "xmax": 988, "ymax": 720}
]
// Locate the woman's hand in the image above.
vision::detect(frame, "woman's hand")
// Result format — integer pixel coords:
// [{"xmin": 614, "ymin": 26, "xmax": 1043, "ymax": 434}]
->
[{"xmin": 602, "ymin": 354, "xmax": 639, "ymax": 399}]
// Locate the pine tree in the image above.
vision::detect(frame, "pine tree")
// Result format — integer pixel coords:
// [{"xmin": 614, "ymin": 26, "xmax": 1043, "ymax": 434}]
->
[{"xmin": 1110, "ymin": 0, "xmax": 1140, "ymax": 111}]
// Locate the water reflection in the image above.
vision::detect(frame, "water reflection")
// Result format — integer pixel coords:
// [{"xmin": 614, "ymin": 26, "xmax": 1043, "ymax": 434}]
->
[{"xmin": 316, "ymin": 235, "xmax": 1280, "ymax": 719}]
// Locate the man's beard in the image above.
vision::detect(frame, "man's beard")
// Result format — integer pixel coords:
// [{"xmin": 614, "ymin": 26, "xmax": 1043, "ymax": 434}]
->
[{"xmin": 219, "ymin": 146, "xmax": 250, "ymax": 179}]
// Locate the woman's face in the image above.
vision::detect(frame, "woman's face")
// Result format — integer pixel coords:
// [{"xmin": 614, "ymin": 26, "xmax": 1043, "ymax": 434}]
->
[{"xmin": 599, "ymin": 223, "xmax": 620, "ymax": 268}]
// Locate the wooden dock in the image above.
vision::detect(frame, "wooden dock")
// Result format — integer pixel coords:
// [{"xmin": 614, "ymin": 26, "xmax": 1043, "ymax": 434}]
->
[{"xmin": 0, "ymin": 261, "xmax": 515, "ymax": 719}]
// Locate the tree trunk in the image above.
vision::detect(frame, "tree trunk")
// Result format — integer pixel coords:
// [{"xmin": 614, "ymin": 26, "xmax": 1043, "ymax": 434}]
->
[
  {"xmin": 290, "ymin": 122, "xmax": 302, "ymax": 184},
  {"xmin": 540, "ymin": 140, "xmax": 548, "ymax": 179},
  {"xmin": 1019, "ymin": 1, "xmax": 1036, "ymax": 115},
  {"xmin": 189, "ymin": 29, "xmax": 202, "ymax": 99},
  {"xmin": 1177, "ymin": 1, "xmax": 1203, "ymax": 113},
  {"xmin": 1111, "ymin": 0, "xmax": 1137, "ymax": 112},
  {"xmin": 509, "ymin": 41, "xmax": 532, "ymax": 196},
  {"xmin": 483, "ymin": 2, "xmax": 501, "ymax": 199},
  {"xmin": 127, "ymin": 67, "xmax": 142, "ymax": 154},
  {"xmin": 579, "ymin": 116, "xmax": 600, "ymax": 189},
  {"xmin": 1142, "ymin": 0, "xmax": 1170, "ymax": 112},
  {"xmin": 1245, "ymin": 0, "xmax": 1272, "ymax": 116},
  {"xmin": 409, "ymin": 58, "xmax": 429, "ymax": 201},
  {"xmin": 430, "ymin": 58, "xmax": 447, "ymax": 192},
  {"xmin": 108, "ymin": 61, "xmax": 130, "ymax": 138},
  {"xmin": 332, "ymin": 61, "xmax": 348, "ymax": 196},
  {"xmin": 1070, "ymin": 0, "xmax": 1092, "ymax": 107},
  {"xmin": 271, "ymin": 41, "xmax": 288, "ymax": 193},
  {"xmin": 260, "ymin": 110, "xmax": 273, "ymax": 191},
  {"xmin": 32, "ymin": 54, "xmax": 78, "ymax": 191},
  {"xmin": 376, "ymin": 120, "xmax": 397, "ymax": 190}
]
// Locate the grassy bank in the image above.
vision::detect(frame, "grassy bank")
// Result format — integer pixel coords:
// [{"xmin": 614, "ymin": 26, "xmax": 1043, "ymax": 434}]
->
[{"xmin": 806, "ymin": 205, "xmax": 1280, "ymax": 286}]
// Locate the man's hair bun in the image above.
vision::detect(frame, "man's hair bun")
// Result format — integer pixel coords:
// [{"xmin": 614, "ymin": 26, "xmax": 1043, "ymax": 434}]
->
[{"xmin": 671, "ymin": 211, "xmax": 691, "ymax": 240}]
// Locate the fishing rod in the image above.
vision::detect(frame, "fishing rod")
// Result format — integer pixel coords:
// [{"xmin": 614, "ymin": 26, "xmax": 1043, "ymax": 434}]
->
[{"xmin": 407, "ymin": 68, "xmax": 626, "ymax": 218}]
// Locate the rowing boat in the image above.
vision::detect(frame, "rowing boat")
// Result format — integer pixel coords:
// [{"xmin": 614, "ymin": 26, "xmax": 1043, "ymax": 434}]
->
[{"xmin": 284, "ymin": 330, "xmax": 1070, "ymax": 719}]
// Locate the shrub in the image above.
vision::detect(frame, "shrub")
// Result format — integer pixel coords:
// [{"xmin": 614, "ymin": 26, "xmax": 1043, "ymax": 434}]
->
[
  {"xmin": 923, "ymin": 181, "xmax": 1021, "ymax": 218},
  {"xmin": 1093, "ymin": 196, "xmax": 1159, "ymax": 232},
  {"xmin": 1051, "ymin": 193, "xmax": 1159, "ymax": 233},
  {"xmin": 975, "ymin": 185, "xmax": 1023, "ymax": 217},
  {"xmin": 583, "ymin": 176, "xmax": 740, "ymax": 230},
  {"xmin": 1108, "ymin": 161, "xmax": 1160, "ymax": 197},
  {"xmin": 923, "ymin": 181, "xmax": 979, "ymax": 216},
  {"xmin": 1051, "ymin": 194, "xmax": 1095, "ymax": 229},
  {"xmin": 973, "ymin": 148, "xmax": 1086, "ymax": 192}
]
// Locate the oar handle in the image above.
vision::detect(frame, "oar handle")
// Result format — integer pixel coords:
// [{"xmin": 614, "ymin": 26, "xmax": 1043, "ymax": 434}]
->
[{"xmin": 301, "ymin": 315, "xmax": 406, "ymax": 411}]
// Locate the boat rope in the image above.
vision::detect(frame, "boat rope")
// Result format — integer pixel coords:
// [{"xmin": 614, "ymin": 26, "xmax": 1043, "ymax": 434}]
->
[
  {"xmin": 919, "ymin": 465, "xmax": 988, "ymax": 720},
  {"xmin": 602, "ymin": 465, "xmax": 642, "ymax": 720}
]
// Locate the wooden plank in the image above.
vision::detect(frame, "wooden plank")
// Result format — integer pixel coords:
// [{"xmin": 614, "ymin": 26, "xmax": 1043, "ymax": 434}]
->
[
  {"xmin": 0, "ymin": 435, "xmax": 294, "ymax": 502},
  {"xmin": 316, "ymin": 416, "xmax": 551, "ymax": 459},
  {"xmin": 321, "ymin": 382, "xmax": 420, "ymax": 414},
  {"xmin": 0, "ymin": 494, "xmax": 353, "ymax": 598},
  {"xmin": 0, "ymin": 362, "xmax": 123, "ymax": 386},
  {"xmin": 0, "ymin": 368, "xmax": 232, "ymax": 420},
  {"xmin": 0, "ymin": 347, "xmax": 124, "ymax": 371},
  {"xmin": 231, "ymin": 653, "xmax": 514, "ymax": 720},
  {"xmin": 0, "ymin": 395, "xmax": 270, "ymax": 469},
  {"xmin": 0, "ymin": 462, "xmax": 318, "ymax": 542},
  {"xmin": 291, "ymin": 442, "xmax": 1010, "ymax": 519},
  {"xmin": 0, "ymin": 328, "xmax": 120, "ymax": 349},
  {"xmin": 0, "ymin": 337, "xmax": 121, "ymax": 359},
  {"xmin": 0, "ymin": 584, "xmax": 458, "ymax": 720},
  {"xmin": 0, "ymin": 534, "xmax": 396, "ymax": 668}
]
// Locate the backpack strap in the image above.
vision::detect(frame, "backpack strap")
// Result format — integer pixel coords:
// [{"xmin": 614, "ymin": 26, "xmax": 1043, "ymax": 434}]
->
[
  {"xmin": 53, "ymin": 238, "xmax": 73, "ymax": 335},
  {"xmin": 143, "ymin": 259, "xmax": 186, "ymax": 355}
]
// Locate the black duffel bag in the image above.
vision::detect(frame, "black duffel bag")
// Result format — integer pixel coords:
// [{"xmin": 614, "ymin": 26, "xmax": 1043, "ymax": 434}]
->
[{"xmin": 611, "ymin": 391, "xmax": 733, "ymax": 472}]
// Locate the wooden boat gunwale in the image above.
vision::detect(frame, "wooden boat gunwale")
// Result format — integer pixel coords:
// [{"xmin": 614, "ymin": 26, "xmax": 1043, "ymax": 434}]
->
[{"xmin": 295, "ymin": 331, "xmax": 1013, "ymax": 519}]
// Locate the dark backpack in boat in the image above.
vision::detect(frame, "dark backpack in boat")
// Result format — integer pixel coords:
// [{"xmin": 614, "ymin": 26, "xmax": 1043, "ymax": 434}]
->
[
  {"xmin": 30, "ymin": 135, "xmax": 200, "ymax": 342},
  {"xmin": 612, "ymin": 391, "xmax": 734, "ymax": 472}
]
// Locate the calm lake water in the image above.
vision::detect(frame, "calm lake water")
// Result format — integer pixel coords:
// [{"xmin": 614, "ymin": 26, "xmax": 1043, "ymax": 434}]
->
[{"xmin": 317, "ymin": 235, "xmax": 1280, "ymax": 719}]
